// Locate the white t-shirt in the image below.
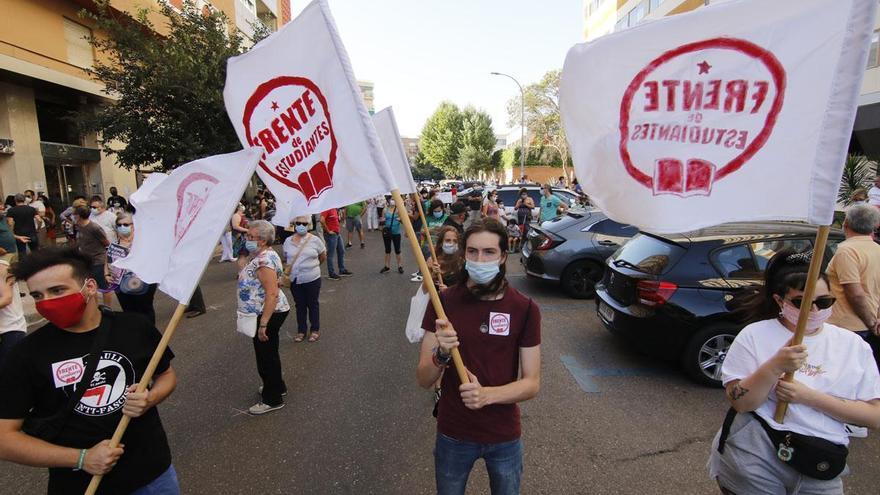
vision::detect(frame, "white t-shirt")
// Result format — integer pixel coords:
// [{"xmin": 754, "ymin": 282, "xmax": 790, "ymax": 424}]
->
[
  {"xmin": 282, "ymin": 234, "xmax": 326, "ymax": 285},
  {"xmin": 90, "ymin": 210, "xmax": 117, "ymax": 243},
  {"xmin": 722, "ymin": 318, "xmax": 880, "ymax": 445},
  {"xmin": 869, "ymin": 185, "xmax": 880, "ymax": 207},
  {"xmin": 0, "ymin": 260, "xmax": 26, "ymax": 334}
]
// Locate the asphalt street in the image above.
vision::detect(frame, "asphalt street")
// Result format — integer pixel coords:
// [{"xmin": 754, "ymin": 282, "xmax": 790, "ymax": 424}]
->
[{"xmin": 3, "ymin": 230, "xmax": 880, "ymax": 494}]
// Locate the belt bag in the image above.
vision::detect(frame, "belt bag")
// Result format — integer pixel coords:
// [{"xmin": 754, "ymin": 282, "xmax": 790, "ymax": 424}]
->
[{"xmin": 718, "ymin": 408, "xmax": 848, "ymax": 481}]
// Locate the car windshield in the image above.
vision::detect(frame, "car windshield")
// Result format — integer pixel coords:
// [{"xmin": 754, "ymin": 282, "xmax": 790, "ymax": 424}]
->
[
  {"xmin": 612, "ymin": 233, "xmax": 686, "ymax": 275},
  {"xmin": 496, "ymin": 189, "xmax": 541, "ymax": 207}
]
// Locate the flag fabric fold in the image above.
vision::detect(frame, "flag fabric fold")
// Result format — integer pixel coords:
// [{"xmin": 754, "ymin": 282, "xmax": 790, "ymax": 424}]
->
[
  {"xmin": 223, "ymin": 0, "xmax": 396, "ymax": 226},
  {"xmin": 373, "ymin": 107, "xmax": 417, "ymax": 195},
  {"xmin": 560, "ymin": 0, "xmax": 878, "ymax": 233},
  {"xmin": 113, "ymin": 148, "xmax": 262, "ymax": 304}
]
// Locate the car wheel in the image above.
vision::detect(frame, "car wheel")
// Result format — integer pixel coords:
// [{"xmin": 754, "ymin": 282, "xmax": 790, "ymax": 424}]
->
[
  {"xmin": 682, "ymin": 325, "xmax": 738, "ymax": 388},
  {"xmin": 561, "ymin": 260, "xmax": 604, "ymax": 299}
]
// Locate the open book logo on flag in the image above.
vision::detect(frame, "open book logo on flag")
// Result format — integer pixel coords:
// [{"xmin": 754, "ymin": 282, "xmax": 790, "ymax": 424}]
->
[
  {"xmin": 175, "ymin": 172, "xmax": 220, "ymax": 246},
  {"xmin": 243, "ymin": 76, "xmax": 338, "ymax": 203},
  {"xmin": 619, "ymin": 38, "xmax": 786, "ymax": 197}
]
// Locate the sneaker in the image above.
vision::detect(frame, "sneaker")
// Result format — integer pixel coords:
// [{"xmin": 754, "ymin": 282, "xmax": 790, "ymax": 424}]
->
[
  {"xmin": 410, "ymin": 274, "xmax": 423, "ymax": 282},
  {"xmin": 339, "ymin": 269, "xmax": 353, "ymax": 277},
  {"xmin": 328, "ymin": 274, "xmax": 341, "ymax": 280},
  {"xmin": 398, "ymin": 266, "xmax": 404, "ymax": 274},
  {"xmin": 845, "ymin": 424, "xmax": 869, "ymax": 438},
  {"xmin": 345, "ymin": 243, "xmax": 353, "ymax": 248},
  {"xmin": 248, "ymin": 402, "xmax": 285, "ymax": 415},
  {"xmin": 411, "ymin": 271, "xmax": 420, "ymax": 278},
  {"xmin": 360, "ymin": 242, "xmax": 365, "ymax": 249},
  {"xmin": 380, "ymin": 266, "xmax": 390, "ymax": 274},
  {"xmin": 258, "ymin": 386, "xmax": 288, "ymax": 397}
]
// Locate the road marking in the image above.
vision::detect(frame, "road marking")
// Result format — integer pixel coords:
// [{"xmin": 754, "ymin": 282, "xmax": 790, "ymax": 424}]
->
[
  {"xmin": 561, "ymin": 355, "xmax": 664, "ymax": 394},
  {"xmin": 230, "ymin": 407, "xmax": 249, "ymax": 417}
]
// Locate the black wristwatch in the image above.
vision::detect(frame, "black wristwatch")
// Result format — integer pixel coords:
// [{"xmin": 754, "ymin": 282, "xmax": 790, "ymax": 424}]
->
[{"xmin": 434, "ymin": 347, "xmax": 452, "ymax": 366}]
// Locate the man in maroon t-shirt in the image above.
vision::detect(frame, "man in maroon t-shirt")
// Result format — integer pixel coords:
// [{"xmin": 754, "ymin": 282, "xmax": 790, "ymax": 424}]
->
[
  {"xmin": 320, "ymin": 208, "xmax": 351, "ymax": 280},
  {"xmin": 417, "ymin": 218, "xmax": 541, "ymax": 495}
]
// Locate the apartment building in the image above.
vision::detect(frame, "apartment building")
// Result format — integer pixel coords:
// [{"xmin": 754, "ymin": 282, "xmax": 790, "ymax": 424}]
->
[
  {"xmin": 0, "ymin": 0, "xmax": 290, "ymax": 208},
  {"xmin": 588, "ymin": 0, "xmax": 880, "ymax": 158}
]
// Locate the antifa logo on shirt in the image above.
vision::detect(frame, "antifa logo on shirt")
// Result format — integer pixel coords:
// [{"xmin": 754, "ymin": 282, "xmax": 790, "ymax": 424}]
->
[{"xmin": 69, "ymin": 351, "xmax": 135, "ymax": 417}]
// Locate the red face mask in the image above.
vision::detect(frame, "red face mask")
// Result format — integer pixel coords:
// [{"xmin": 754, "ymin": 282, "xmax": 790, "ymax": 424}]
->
[{"xmin": 35, "ymin": 284, "xmax": 88, "ymax": 328}]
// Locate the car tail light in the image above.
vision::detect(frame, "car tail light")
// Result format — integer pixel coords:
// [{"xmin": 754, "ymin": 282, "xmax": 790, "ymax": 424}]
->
[
  {"xmin": 532, "ymin": 230, "xmax": 564, "ymax": 251},
  {"xmin": 636, "ymin": 280, "xmax": 677, "ymax": 307}
]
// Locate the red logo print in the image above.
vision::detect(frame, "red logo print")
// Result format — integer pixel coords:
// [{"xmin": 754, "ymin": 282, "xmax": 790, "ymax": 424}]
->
[
  {"xmin": 175, "ymin": 172, "xmax": 219, "ymax": 246},
  {"xmin": 619, "ymin": 38, "xmax": 786, "ymax": 197},
  {"xmin": 242, "ymin": 76, "xmax": 338, "ymax": 203},
  {"xmin": 55, "ymin": 361, "xmax": 83, "ymax": 385}
]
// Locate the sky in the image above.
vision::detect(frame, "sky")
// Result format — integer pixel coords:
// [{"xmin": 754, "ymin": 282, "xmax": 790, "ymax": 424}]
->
[{"xmin": 291, "ymin": 0, "xmax": 585, "ymax": 138}]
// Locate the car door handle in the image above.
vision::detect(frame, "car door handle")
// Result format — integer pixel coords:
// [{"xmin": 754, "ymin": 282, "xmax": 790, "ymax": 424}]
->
[{"xmin": 597, "ymin": 240, "xmax": 617, "ymax": 246}]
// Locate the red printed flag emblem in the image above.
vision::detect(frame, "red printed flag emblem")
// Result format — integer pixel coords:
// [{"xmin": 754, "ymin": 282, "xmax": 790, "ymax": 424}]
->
[
  {"xmin": 174, "ymin": 172, "xmax": 220, "ymax": 246},
  {"xmin": 619, "ymin": 38, "xmax": 786, "ymax": 197},
  {"xmin": 243, "ymin": 77, "xmax": 338, "ymax": 204}
]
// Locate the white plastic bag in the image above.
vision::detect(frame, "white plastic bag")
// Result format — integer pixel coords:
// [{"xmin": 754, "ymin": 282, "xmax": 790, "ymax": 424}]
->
[
  {"xmin": 236, "ymin": 311, "xmax": 258, "ymax": 338},
  {"xmin": 405, "ymin": 286, "xmax": 431, "ymax": 343}
]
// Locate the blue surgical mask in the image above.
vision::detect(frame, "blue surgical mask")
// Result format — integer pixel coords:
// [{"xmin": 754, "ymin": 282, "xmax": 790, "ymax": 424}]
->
[
  {"xmin": 295, "ymin": 225, "xmax": 308, "ymax": 235},
  {"xmin": 116, "ymin": 225, "xmax": 132, "ymax": 236},
  {"xmin": 466, "ymin": 259, "xmax": 500, "ymax": 285},
  {"xmin": 433, "ymin": 211, "xmax": 443, "ymax": 219},
  {"xmin": 90, "ymin": 208, "xmax": 99, "ymax": 216},
  {"xmin": 442, "ymin": 243, "xmax": 458, "ymax": 255},
  {"xmin": 245, "ymin": 240, "xmax": 259, "ymax": 252}
]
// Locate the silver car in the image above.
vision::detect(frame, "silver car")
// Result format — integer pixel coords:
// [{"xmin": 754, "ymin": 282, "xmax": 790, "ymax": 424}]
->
[{"xmin": 520, "ymin": 210, "xmax": 638, "ymax": 298}]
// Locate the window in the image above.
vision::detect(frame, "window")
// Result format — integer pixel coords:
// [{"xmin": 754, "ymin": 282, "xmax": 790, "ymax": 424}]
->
[
  {"xmin": 589, "ymin": 219, "xmax": 637, "ymax": 237},
  {"xmin": 751, "ymin": 239, "xmax": 812, "ymax": 271},
  {"xmin": 712, "ymin": 245, "xmax": 758, "ymax": 279},
  {"xmin": 615, "ymin": 18, "xmax": 628, "ymax": 32},
  {"xmin": 868, "ymin": 30, "xmax": 880, "ymax": 69},
  {"xmin": 628, "ymin": 1, "xmax": 647, "ymax": 26},
  {"xmin": 649, "ymin": 0, "xmax": 664, "ymax": 11},
  {"xmin": 63, "ymin": 18, "xmax": 94, "ymax": 69}
]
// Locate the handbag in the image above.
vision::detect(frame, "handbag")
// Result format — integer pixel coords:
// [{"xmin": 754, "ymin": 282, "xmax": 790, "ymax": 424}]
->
[
  {"xmin": 22, "ymin": 311, "xmax": 113, "ymax": 442},
  {"xmin": 382, "ymin": 209, "xmax": 397, "ymax": 236},
  {"xmin": 717, "ymin": 408, "xmax": 848, "ymax": 480},
  {"xmin": 236, "ymin": 311, "xmax": 258, "ymax": 338}
]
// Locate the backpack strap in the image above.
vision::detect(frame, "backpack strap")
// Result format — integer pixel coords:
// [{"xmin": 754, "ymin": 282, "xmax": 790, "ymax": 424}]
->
[{"xmin": 717, "ymin": 407, "xmax": 739, "ymax": 454}]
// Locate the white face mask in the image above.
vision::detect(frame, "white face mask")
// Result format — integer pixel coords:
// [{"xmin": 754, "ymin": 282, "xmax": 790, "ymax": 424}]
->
[{"xmin": 441, "ymin": 243, "xmax": 458, "ymax": 255}]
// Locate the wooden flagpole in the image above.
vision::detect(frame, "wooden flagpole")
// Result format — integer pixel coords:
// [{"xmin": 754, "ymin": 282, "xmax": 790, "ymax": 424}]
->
[
  {"xmin": 391, "ymin": 189, "xmax": 469, "ymax": 384},
  {"xmin": 411, "ymin": 193, "xmax": 438, "ymax": 263},
  {"xmin": 773, "ymin": 225, "xmax": 831, "ymax": 423},
  {"xmin": 85, "ymin": 303, "xmax": 188, "ymax": 495}
]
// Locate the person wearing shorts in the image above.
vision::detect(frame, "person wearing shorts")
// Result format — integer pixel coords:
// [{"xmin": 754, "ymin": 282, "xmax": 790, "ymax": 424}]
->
[
  {"xmin": 73, "ymin": 205, "xmax": 111, "ymax": 305},
  {"xmin": 345, "ymin": 201, "xmax": 366, "ymax": 249},
  {"xmin": 380, "ymin": 201, "xmax": 403, "ymax": 274}
]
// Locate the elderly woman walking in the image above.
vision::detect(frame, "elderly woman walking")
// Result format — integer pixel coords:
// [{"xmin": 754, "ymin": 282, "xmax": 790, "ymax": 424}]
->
[
  {"xmin": 238, "ymin": 220, "xmax": 291, "ymax": 415},
  {"xmin": 283, "ymin": 215, "xmax": 326, "ymax": 342},
  {"xmin": 106, "ymin": 211, "xmax": 157, "ymax": 324}
]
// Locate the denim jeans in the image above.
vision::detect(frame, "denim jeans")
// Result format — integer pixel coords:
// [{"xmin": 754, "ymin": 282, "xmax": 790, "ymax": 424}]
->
[
  {"xmin": 131, "ymin": 464, "xmax": 180, "ymax": 495},
  {"xmin": 291, "ymin": 278, "xmax": 321, "ymax": 334},
  {"xmin": 434, "ymin": 433, "xmax": 523, "ymax": 495},
  {"xmin": 323, "ymin": 232, "xmax": 346, "ymax": 276}
]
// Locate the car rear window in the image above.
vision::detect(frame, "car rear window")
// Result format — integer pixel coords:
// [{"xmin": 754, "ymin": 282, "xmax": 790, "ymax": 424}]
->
[
  {"xmin": 496, "ymin": 189, "xmax": 541, "ymax": 206},
  {"xmin": 612, "ymin": 233, "xmax": 686, "ymax": 275}
]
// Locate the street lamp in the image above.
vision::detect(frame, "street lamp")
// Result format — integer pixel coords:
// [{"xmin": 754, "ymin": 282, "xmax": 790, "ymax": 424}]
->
[{"xmin": 490, "ymin": 71, "xmax": 526, "ymax": 183}]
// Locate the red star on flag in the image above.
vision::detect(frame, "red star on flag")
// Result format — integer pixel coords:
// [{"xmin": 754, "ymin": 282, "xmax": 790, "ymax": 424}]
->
[
  {"xmin": 270, "ymin": 101, "xmax": 279, "ymax": 111},
  {"xmin": 697, "ymin": 60, "xmax": 712, "ymax": 74}
]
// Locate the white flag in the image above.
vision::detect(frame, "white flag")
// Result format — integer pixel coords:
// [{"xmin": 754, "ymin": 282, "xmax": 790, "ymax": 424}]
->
[
  {"xmin": 113, "ymin": 148, "xmax": 262, "ymax": 304},
  {"xmin": 560, "ymin": 0, "xmax": 878, "ymax": 233},
  {"xmin": 373, "ymin": 107, "xmax": 417, "ymax": 195},
  {"xmin": 223, "ymin": 0, "xmax": 396, "ymax": 226}
]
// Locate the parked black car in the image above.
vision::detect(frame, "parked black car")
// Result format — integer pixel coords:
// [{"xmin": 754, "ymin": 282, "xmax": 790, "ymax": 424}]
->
[
  {"xmin": 522, "ymin": 210, "xmax": 637, "ymax": 298},
  {"xmin": 595, "ymin": 222, "xmax": 845, "ymax": 387}
]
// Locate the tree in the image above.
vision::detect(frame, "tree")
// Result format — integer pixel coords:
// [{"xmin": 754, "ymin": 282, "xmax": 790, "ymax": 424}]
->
[
  {"xmin": 411, "ymin": 151, "xmax": 444, "ymax": 181},
  {"xmin": 506, "ymin": 69, "xmax": 571, "ymax": 177},
  {"xmin": 78, "ymin": 1, "xmax": 253, "ymax": 171},
  {"xmin": 838, "ymin": 154, "xmax": 877, "ymax": 206},
  {"xmin": 457, "ymin": 106, "xmax": 497, "ymax": 177},
  {"xmin": 419, "ymin": 102, "xmax": 463, "ymax": 176}
]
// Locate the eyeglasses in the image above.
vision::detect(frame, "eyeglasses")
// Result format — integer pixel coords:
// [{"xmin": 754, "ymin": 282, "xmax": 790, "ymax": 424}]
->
[
  {"xmin": 788, "ymin": 296, "xmax": 836, "ymax": 310},
  {"xmin": 117, "ymin": 223, "xmax": 132, "ymax": 227},
  {"xmin": 294, "ymin": 222, "xmax": 309, "ymax": 226}
]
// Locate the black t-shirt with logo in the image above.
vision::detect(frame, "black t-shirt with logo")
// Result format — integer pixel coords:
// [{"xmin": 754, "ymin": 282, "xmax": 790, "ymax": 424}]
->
[
  {"xmin": 7, "ymin": 205, "xmax": 37, "ymax": 237},
  {"xmin": 0, "ymin": 311, "xmax": 174, "ymax": 494},
  {"xmin": 107, "ymin": 195, "xmax": 127, "ymax": 211}
]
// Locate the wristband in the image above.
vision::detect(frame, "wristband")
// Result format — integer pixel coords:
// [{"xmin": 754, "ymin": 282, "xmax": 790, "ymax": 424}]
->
[
  {"xmin": 73, "ymin": 448, "xmax": 87, "ymax": 471},
  {"xmin": 433, "ymin": 347, "xmax": 452, "ymax": 368}
]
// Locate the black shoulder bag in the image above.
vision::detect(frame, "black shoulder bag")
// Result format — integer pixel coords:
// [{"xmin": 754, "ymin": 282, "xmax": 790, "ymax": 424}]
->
[
  {"xmin": 717, "ymin": 407, "xmax": 848, "ymax": 481},
  {"xmin": 22, "ymin": 311, "xmax": 113, "ymax": 442}
]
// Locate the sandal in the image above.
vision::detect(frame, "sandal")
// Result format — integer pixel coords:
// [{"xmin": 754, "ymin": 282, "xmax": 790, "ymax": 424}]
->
[
  {"xmin": 308, "ymin": 332, "xmax": 320, "ymax": 342},
  {"xmin": 294, "ymin": 334, "xmax": 305, "ymax": 342}
]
